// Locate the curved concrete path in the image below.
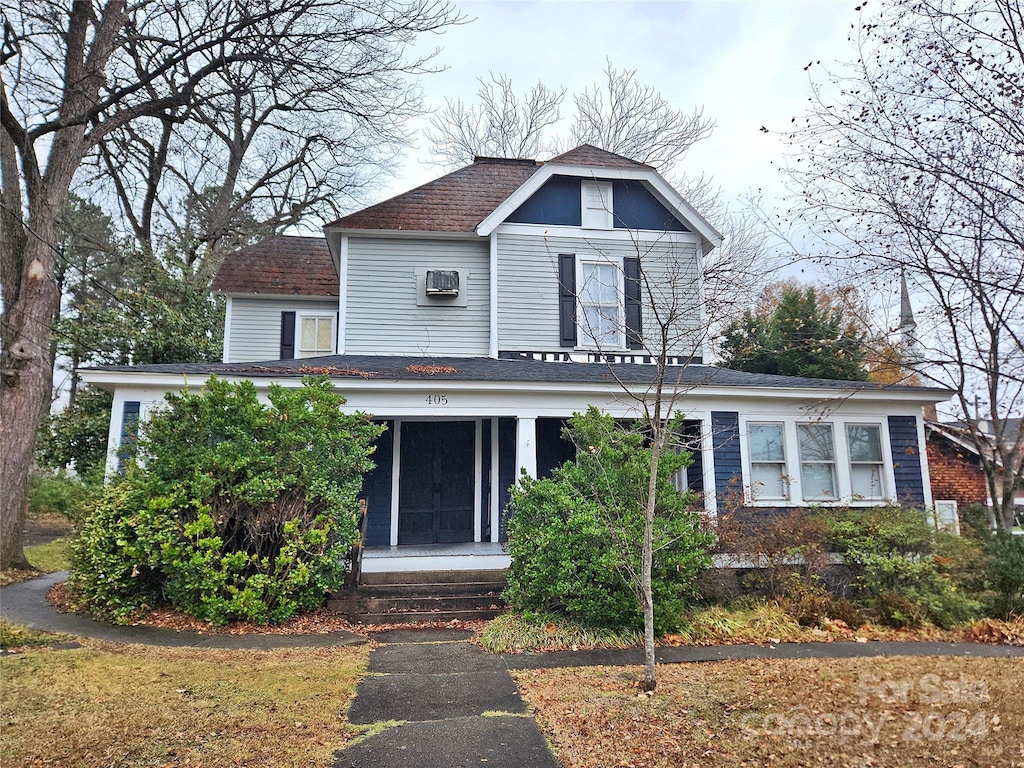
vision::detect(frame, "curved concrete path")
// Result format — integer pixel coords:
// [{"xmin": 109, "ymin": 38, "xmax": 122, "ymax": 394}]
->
[
  {"xmin": 5, "ymin": 572, "xmax": 1022, "ymax": 768},
  {"xmin": 0, "ymin": 571, "xmax": 366, "ymax": 649}
]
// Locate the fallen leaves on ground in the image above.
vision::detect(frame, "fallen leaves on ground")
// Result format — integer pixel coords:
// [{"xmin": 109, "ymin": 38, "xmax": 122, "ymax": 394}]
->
[
  {"xmin": 515, "ymin": 656, "xmax": 1024, "ymax": 768},
  {"xmin": 1, "ymin": 641, "xmax": 368, "ymax": 767}
]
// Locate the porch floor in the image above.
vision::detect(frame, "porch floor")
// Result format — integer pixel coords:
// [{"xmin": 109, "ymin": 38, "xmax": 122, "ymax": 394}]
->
[{"xmin": 361, "ymin": 542, "xmax": 510, "ymax": 573}]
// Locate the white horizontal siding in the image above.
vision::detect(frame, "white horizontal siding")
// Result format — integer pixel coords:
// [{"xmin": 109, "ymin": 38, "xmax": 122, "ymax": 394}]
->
[
  {"xmin": 227, "ymin": 297, "xmax": 338, "ymax": 363},
  {"xmin": 496, "ymin": 232, "xmax": 703, "ymax": 357},
  {"xmin": 345, "ymin": 238, "xmax": 490, "ymax": 356}
]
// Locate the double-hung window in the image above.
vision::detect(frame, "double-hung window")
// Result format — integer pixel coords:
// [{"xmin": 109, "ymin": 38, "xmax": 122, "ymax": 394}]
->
[
  {"xmin": 297, "ymin": 314, "xmax": 335, "ymax": 358},
  {"xmin": 798, "ymin": 423, "xmax": 838, "ymax": 500},
  {"xmin": 577, "ymin": 258, "xmax": 624, "ymax": 349},
  {"xmin": 846, "ymin": 424, "xmax": 886, "ymax": 499},
  {"xmin": 748, "ymin": 422, "xmax": 788, "ymax": 499}
]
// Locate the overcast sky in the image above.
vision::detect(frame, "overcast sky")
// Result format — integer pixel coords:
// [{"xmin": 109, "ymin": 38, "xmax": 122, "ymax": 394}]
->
[{"xmin": 380, "ymin": 0, "xmax": 862, "ymax": 213}]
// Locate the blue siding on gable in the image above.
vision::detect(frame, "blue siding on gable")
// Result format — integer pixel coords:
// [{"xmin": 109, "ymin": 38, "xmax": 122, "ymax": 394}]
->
[
  {"xmin": 711, "ymin": 411, "xmax": 742, "ymax": 503},
  {"xmin": 888, "ymin": 415, "xmax": 926, "ymax": 505},
  {"xmin": 612, "ymin": 181, "xmax": 689, "ymax": 232},
  {"xmin": 505, "ymin": 176, "xmax": 692, "ymax": 232},
  {"xmin": 361, "ymin": 421, "xmax": 394, "ymax": 546},
  {"xmin": 507, "ymin": 176, "xmax": 582, "ymax": 226}
]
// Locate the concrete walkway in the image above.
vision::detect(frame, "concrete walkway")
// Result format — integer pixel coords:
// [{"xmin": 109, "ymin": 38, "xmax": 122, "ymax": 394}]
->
[
  {"xmin": 4, "ymin": 571, "xmax": 1023, "ymax": 766},
  {"xmin": 335, "ymin": 628, "xmax": 558, "ymax": 768},
  {"xmin": 0, "ymin": 571, "xmax": 366, "ymax": 649}
]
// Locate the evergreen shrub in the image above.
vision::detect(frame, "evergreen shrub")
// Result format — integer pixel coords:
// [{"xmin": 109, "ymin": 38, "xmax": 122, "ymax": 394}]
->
[
  {"xmin": 504, "ymin": 408, "xmax": 712, "ymax": 633},
  {"xmin": 69, "ymin": 376, "xmax": 383, "ymax": 625},
  {"xmin": 824, "ymin": 505, "xmax": 979, "ymax": 629}
]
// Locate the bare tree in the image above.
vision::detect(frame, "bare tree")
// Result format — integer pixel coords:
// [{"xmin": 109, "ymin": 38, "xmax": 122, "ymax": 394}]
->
[
  {"xmin": 424, "ymin": 73, "xmax": 565, "ymax": 168},
  {"xmin": 782, "ymin": 0, "xmax": 1024, "ymax": 529},
  {"xmin": 556, "ymin": 210, "xmax": 757, "ymax": 689},
  {"xmin": 568, "ymin": 60, "xmax": 714, "ymax": 173},
  {"xmin": 0, "ymin": 0, "xmax": 460, "ymax": 569}
]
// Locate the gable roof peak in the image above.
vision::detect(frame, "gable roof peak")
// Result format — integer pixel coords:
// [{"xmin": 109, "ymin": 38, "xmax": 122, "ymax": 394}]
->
[{"xmin": 547, "ymin": 144, "xmax": 655, "ymax": 170}]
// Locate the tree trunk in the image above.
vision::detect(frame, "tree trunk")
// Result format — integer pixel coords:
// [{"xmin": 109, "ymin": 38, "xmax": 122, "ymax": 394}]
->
[
  {"xmin": 1, "ymin": 232, "xmax": 60, "ymax": 569},
  {"xmin": 641, "ymin": 439, "xmax": 661, "ymax": 692}
]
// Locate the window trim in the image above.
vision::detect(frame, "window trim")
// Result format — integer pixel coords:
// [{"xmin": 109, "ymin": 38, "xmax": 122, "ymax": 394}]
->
[
  {"xmin": 739, "ymin": 415, "xmax": 897, "ymax": 507},
  {"xmin": 575, "ymin": 254, "xmax": 625, "ymax": 350},
  {"xmin": 746, "ymin": 421, "xmax": 790, "ymax": 501},
  {"xmin": 845, "ymin": 422, "xmax": 888, "ymax": 501},
  {"xmin": 797, "ymin": 422, "xmax": 839, "ymax": 502},
  {"xmin": 295, "ymin": 312, "xmax": 337, "ymax": 358}
]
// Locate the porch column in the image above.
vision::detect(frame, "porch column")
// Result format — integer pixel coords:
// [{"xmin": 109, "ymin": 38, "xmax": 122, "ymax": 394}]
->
[{"xmin": 517, "ymin": 415, "xmax": 538, "ymax": 478}]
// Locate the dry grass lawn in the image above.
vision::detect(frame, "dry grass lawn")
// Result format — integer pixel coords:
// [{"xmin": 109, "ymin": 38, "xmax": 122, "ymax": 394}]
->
[
  {"xmin": 0, "ymin": 640, "xmax": 369, "ymax": 767},
  {"xmin": 515, "ymin": 656, "xmax": 1024, "ymax": 767}
]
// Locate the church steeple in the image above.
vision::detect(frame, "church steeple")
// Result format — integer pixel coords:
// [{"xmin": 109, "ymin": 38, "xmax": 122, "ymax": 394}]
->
[{"xmin": 899, "ymin": 271, "xmax": 921, "ymax": 369}]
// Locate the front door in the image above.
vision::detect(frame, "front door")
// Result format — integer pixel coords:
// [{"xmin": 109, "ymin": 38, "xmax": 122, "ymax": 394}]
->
[{"xmin": 398, "ymin": 421, "xmax": 475, "ymax": 545}]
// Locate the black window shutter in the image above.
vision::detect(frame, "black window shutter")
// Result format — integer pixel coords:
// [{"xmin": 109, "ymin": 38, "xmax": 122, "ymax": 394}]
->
[
  {"xmin": 280, "ymin": 311, "xmax": 296, "ymax": 359},
  {"xmin": 558, "ymin": 254, "xmax": 576, "ymax": 347},
  {"xmin": 624, "ymin": 256, "xmax": 642, "ymax": 349}
]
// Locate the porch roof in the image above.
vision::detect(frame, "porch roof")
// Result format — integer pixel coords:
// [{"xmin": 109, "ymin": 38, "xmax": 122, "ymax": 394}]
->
[{"xmin": 82, "ymin": 354, "xmax": 949, "ymax": 397}]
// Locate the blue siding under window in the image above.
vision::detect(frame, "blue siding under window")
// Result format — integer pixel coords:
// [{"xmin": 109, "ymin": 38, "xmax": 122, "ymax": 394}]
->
[
  {"xmin": 507, "ymin": 176, "xmax": 582, "ymax": 226},
  {"xmin": 711, "ymin": 411, "xmax": 742, "ymax": 503},
  {"xmin": 361, "ymin": 421, "xmax": 394, "ymax": 546},
  {"xmin": 612, "ymin": 181, "xmax": 689, "ymax": 232},
  {"xmin": 888, "ymin": 415, "xmax": 926, "ymax": 505}
]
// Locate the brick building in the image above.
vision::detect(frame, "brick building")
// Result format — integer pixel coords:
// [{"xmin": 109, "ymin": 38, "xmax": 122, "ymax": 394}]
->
[{"xmin": 926, "ymin": 423, "xmax": 989, "ymax": 508}]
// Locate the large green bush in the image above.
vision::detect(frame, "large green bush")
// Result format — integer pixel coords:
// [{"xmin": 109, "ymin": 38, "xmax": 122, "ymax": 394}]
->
[
  {"xmin": 982, "ymin": 530, "xmax": 1024, "ymax": 618},
  {"xmin": 504, "ymin": 408, "xmax": 712, "ymax": 633},
  {"xmin": 28, "ymin": 471, "xmax": 100, "ymax": 524},
  {"xmin": 69, "ymin": 376, "xmax": 383, "ymax": 625},
  {"xmin": 824, "ymin": 506, "xmax": 979, "ymax": 629}
]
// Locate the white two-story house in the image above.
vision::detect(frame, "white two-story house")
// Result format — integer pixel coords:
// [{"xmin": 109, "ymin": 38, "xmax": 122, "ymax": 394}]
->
[{"xmin": 81, "ymin": 145, "xmax": 949, "ymax": 574}]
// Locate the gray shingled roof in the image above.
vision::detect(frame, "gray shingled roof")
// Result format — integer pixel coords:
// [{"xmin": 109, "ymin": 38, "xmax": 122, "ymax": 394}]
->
[{"xmin": 85, "ymin": 355, "xmax": 948, "ymax": 394}]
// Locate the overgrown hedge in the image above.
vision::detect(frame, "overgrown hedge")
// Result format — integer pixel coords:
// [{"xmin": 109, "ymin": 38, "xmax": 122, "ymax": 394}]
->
[
  {"xmin": 69, "ymin": 376, "xmax": 383, "ymax": 625},
  {"xmin": 504, "ymin": 408, "xmax": 712, "ymax": 633}
]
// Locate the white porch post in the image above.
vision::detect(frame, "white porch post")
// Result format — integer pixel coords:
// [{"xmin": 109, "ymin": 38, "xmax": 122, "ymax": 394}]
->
[{"xmin": 516, "ymin": 415, "xmax": 538, "ymax": 478}]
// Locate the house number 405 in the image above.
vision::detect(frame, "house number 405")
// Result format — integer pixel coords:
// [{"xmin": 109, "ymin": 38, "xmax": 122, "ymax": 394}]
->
[{"xmin": 425, "ymin": 394, "xmax": 448, "ymax": 405}]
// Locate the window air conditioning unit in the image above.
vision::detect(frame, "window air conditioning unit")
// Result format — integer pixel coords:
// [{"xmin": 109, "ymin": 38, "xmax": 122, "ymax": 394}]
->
[{"xmin": 425, "ymin": 269, "xmax": 459, "ymax": 296}]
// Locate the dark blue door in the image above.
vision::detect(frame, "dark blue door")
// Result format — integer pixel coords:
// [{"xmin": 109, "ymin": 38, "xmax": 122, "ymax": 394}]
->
[{"xmin": 398, "ymin": 421, "xmax": 475, "ymax": 545}]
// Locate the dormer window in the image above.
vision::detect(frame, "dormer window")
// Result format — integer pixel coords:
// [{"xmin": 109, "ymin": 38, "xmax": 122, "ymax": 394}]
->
[{"xmin": 581, "ymin": 181, "xmax": 613, "ymax": 229}]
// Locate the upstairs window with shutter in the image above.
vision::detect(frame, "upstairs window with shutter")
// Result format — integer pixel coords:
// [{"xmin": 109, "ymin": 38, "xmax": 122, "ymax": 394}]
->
[{"xmin": 558, "ymin": 254, "xmax": 642, "ymax": 350}]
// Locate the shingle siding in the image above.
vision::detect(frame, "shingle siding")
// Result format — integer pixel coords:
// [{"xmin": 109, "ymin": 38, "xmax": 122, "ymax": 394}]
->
[
  {"xmin": 345, "ymin": 237, "xmax": 490, "ymax": 356},
  {"xmin": 227, "ymin": 297, "xmax": 338, "ymax": 363},
  {"xmin": 888, "ymin": 415, "xmax": 926, "ymax": 506}
]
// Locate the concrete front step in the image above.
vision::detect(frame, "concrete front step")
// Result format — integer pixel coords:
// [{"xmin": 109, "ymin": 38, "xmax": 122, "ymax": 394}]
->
[
  {"xmin": 362, "ymin": 593, "xmax": 504, "ymax": 613},
  {"xmin": 327, "ymin": 568, "xmax": 509, "ymax": 623},
  {"xmin": 359, "ymin": 581, "xmax": 506, "ymax": 598},
  {"xmin": 360, "ymin": 569, "xmax": 508, "ymax": 587},
  {"xmin": 355, "ymin": 608, "xmax": 506, "ymax": 623}
]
